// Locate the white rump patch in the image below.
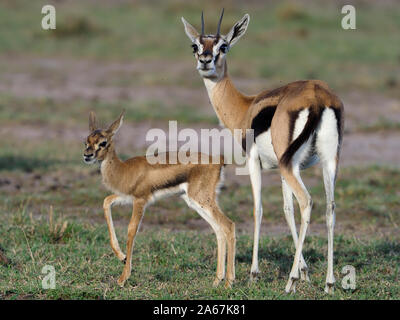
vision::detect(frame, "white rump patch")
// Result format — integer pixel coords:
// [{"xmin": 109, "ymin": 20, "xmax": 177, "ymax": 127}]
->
[
  {"xmin": 291, "ymin": 108, "xmax": 313, "ymax": 167},
  {"xmin": 316, "ymin": 108, "xmax": 339, "ymax": 163}
]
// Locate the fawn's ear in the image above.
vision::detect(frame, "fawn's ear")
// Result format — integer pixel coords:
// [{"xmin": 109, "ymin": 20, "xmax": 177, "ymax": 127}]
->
[
  {"xmin": 225, "ymin": 14, "xmax": 250, "ymax": 47},
  {"xmin": 181, "ymin": 17, "xmax": 200, "ymax": 42},
  {"xmin": 106, "ymin": 110, "xmax": 125, "ymax": 136},
  {"xmin": 89, "ymin": 111, "xmax": 97, "ymax": 132}
]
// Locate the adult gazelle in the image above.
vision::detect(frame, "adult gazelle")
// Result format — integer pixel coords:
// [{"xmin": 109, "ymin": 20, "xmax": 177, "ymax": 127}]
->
[{"xmin": 182, "ymin": 10, "xmax": 344, "ymax": 293}]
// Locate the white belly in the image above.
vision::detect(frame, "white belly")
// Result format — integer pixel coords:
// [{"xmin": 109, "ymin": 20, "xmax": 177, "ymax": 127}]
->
[{"xmin": 255, "ymin": 130, "xmax": 279, "ymax": 169}]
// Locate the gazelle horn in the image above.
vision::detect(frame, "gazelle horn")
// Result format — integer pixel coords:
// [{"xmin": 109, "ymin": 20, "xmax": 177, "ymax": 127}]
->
[
  {"xmin": 216, "ymin": 8, "xmax": 224, "ymax": 36},
  {"xmin": 201, "ymin": 11, "xmax": 205, "ymax": 35}
]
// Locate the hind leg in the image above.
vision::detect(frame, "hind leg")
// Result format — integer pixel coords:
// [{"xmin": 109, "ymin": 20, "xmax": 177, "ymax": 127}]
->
[
  {"xmin": 182, "ymin": 195, "xmax": 227, "ymax": 286},
  {"xmin": 183, "ymin": 193, "xmax": 235, "ymax": 288},
  {"xmin": 322, "ymin": 160, "xmax": 337, "ymax": 294},
  {"xmin": 316, "ymin": 107, "xmax": 341, "ymax": 293},
  {"xmin": 281, "ymin": 177, "xmax": 310, "ymax": 282},
  {"xmin": 281, "ymin": 165, "xmax": 312, "ymax": 293}
]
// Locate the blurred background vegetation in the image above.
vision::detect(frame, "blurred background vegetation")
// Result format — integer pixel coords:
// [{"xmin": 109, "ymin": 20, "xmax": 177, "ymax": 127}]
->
[{"xmin": 0, "ymin": 0, "xmax": 399, "ymax": 299}]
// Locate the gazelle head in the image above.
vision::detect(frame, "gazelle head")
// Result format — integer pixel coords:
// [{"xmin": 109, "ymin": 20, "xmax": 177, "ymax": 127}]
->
[
  {"xmin": 83, "ymin": 111, "xmax": 124, "ymax": 164},
  {"xmin": 181, "ymin": 10, "xmax": 250, "ymax": 79}
]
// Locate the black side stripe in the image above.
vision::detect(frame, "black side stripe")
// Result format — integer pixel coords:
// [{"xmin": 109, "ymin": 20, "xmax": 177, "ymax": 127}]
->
[
  {"xmin": 150, "ymin": 173, "xmax": 187, "ymax": 193},
  {"xmin": 242, "ymin": 105, "xmax": 276, "ymax": 153},
  {"xmin": 280, "ymin": 106, "xmax": 323, "ymax": 168},
  {"xmin": 251, "ymin": 106, "xmax": 277, "ymax": 139}
]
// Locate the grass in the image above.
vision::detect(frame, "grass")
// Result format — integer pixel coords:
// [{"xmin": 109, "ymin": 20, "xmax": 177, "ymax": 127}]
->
[
  {"xmin": 359, "ymin": 118, "xmax": 400, "ymax": 133},
  {"xmin": 0, "ymin": 215, "xmax": 399, "ymax": 300},
  {"xmin": 1, "ymin": 0, "xmax": 399, "ymax": 300},
  {"xmin": 0, "ymin": 162, "xmax": 399, "ymax": 299},
  {"xmin": 0, "ymin": 94, "xmax": 218, "ymax": 127}
]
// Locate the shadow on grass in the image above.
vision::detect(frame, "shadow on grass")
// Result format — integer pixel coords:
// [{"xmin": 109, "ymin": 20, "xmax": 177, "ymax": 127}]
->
[{"xmin": 0, "ymin": 155, "xmax": 60, "ymax": 172}]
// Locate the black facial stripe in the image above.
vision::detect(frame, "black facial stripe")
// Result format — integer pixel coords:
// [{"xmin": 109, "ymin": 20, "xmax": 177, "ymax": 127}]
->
[{"xmin": 94, "ymin": 147, "xmax": 100, "ymax": 158}]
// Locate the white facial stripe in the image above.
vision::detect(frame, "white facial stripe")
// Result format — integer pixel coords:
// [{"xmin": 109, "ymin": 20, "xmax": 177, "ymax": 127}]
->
[
  {"xmin": 194, "ymin": 39, "xmax": 204, "ymax": 54},
  {"xmin": 213, "ymin": 39, "xmax": 226, "ymax": 55}
]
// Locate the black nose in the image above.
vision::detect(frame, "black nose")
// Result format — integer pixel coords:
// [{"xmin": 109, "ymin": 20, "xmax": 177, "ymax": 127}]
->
[{"xmin": 199, "ymin": 56, "xmax": 212, "ymax": 64}]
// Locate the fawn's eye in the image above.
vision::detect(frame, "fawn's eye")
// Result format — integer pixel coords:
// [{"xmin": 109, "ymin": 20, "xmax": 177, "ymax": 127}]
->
[
  {"xmin": 220, "ymin": 44, "xmax": 228, "ymax": 53},
  {"xmin": 191, "ymin": 44, "xmax": 198, "ymax": 53},
  {"xmin": 99, "ymin": 141, "xmax": 107, "ymax": 148}
]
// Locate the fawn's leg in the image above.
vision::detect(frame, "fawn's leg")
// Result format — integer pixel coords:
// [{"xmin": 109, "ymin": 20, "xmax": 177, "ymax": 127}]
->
[
  {"xmin": 203, "ymin": 202, "xmax": 236, "ymax": 288},
  {"xmin": 117, "ymin": 198, "xmax": 146, "ymax": 286},
  {"xmin": 103, "ymin": 195, "xmax": 126, "ymax": 262},
  {"xmin": 281, "ymin": 177, "xmax": 310, "ymax": 282},
  {"xmin": 182, "ymin": 194, "xmax": 229, "ymax": 287},
  {"xmin": 213, "ymin": 206, "xmax": 236, "ymax": 288}
]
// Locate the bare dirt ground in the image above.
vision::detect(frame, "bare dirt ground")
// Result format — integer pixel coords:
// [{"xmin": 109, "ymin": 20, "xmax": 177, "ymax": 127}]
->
[
  {"xmin": 1, "ymin": 57, "xmax": 399, "ymax": 237},
  {"xmin": 2, "ymin": 57, "xmax": 400, "ymax": 164}
]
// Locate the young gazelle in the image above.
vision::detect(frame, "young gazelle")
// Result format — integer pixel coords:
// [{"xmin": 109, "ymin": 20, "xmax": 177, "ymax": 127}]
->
[
  {"xmin": 83, "ymin": 111, "xmax": 235, "ymax": 288},
  {"xmin": 182, "ymin": 11, "xmax": 344, "ymax": 293}
]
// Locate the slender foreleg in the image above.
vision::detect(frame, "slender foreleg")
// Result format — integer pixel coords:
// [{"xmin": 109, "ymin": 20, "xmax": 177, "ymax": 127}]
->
[
  {"xmin": 103, "ymin": 195, "xmax": 126, "ymax": 262},
  {"xmin": 248, "ymin": 148, "xmax": 263, "ymax": 281}
]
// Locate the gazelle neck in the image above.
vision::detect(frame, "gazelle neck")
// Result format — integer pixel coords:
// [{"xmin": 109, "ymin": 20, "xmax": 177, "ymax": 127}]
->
[
  {"xmin": 100, "ymin": 144, "xmax": 125, "ymax": 189},
  {"xmin": 202, "ymin": 61, "xmax": 254, "ymax": 131}
]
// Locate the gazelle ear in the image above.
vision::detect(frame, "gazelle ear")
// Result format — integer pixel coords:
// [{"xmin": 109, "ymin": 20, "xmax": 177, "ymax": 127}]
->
[
  {"xmin": 106, "ymin": 110, "xmax": 125, "ymax": 136},
  {"xmin": 89, "ymin": 111, "xmax": 97, "ymax": 132},
  {"xmin": 225, "ymin": 14, "xmax": 250, "ymax": 47},
  {"xmin": 181, "ymin": 17, "xmax": 200, "ymax": 42}
]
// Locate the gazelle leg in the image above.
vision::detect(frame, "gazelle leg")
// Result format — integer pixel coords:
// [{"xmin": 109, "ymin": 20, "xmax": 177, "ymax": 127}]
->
[
  {"xmin": 182, "ymin": 194, "xmax": 226, "ymax": 286},
  {"xmin": 225, "ymin": 225, "xmax": 236, "ymax": 288},
  {"xmin": 103, "ymin": 195, "xmax": 126, "ymax": 262},
  {"xmin": 117, "ymin": 198, "xmax": 146, "ymax": 286},
  {"xmin": 214, "ymin": 232, "xmax": 227, "ymax": 286},
  {"xmin": 322, "ymin": 160, "xmax": 337, "ymax": 294},
  {"xmin": 281, "ymin": 166, "xmax": 312, "ymax": 293},
  {"xmin": 183, "ymin": 195, "xmax": 235, "ymax": 288},
  {"xmin": 281, "ymin": 177, "xmax": 310, "ymax": 282},
  {"xmin": 248, "ymin": 147, "xmax": 263, "ymax": 281}
]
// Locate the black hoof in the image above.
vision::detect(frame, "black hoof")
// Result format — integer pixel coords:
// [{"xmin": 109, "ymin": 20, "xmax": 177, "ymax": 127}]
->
[{"xmin": 250, "ymin": 271, "xmax": 259, "ymax": 282}]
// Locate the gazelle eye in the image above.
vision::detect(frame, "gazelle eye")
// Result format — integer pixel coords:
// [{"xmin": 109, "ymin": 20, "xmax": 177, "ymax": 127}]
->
[
  {"xmin": 191, "ymin": 44, "xmax": 198, "ymax": 53},
  {"xmin": 220, "ymin": 44, "xmax": 228, "ymax": 53},
  {"xmin": 99, "ymin": 141, "xmax": 107, "ymax": 148}
]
